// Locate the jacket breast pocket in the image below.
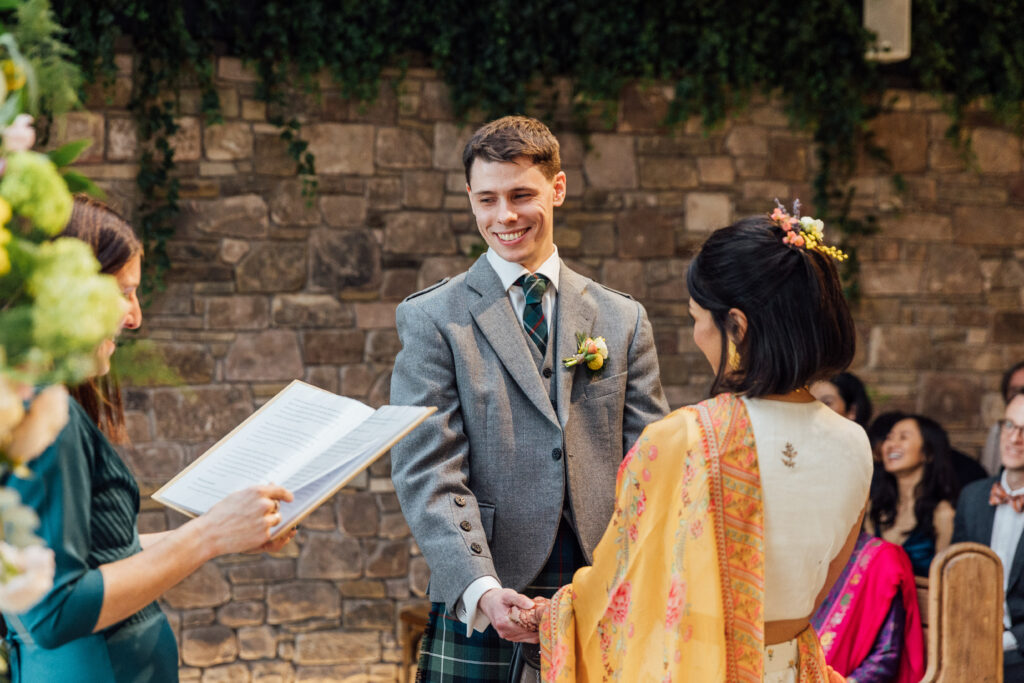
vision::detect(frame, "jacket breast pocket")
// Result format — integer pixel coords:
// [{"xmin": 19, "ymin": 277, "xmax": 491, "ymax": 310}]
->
[
  {"xmin": 478, "ymin": 502, "xmax": 495, "ymax": 543},
  {"xmin": 583, "ymin": 371, "xmax": 627, "ymax": 401}
]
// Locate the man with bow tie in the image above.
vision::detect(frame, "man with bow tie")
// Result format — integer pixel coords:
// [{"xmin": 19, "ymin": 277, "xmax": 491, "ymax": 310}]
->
[{"xmin": 953, "ymin": 390, "xmax": 1024, "ymax": 680}]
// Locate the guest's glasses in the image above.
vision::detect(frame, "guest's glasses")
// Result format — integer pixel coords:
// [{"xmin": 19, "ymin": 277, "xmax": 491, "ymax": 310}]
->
[{"xmin": 999, "ymin": 419, "xmax": 1024, "ymax": 438}]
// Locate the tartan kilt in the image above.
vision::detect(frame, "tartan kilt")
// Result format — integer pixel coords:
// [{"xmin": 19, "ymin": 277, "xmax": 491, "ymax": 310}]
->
[{"xmin": 415, "ymin": 520, "xmax": 585, "ymax": 683}]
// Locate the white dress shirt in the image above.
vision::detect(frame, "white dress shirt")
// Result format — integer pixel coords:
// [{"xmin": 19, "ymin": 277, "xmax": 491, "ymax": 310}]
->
[
  {"xmin": 454, "ymin": 246, "xmax": 561, "ymax": 636},
  {"xmin": 991, "ymin": 471, "xmax": 1024, "ymax": 650}
]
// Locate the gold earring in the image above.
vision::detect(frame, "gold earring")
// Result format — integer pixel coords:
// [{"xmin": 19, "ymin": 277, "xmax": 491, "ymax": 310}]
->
[{"xmin": 727, "ymin": 340, "xmax": 741, "ymax": 372}]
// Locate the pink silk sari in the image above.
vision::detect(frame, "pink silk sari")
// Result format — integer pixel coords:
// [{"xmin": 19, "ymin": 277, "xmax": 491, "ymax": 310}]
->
[{"xmin": 814, "ymin": 535, "xmax": 925, "ymax": 683}]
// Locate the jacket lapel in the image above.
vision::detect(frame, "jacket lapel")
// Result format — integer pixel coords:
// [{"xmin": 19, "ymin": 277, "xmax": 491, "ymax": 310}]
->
[
  {"xmin": 555, "ymin": 265, "xmax": 596, "ymax": 428},
  {"xmin": 467, "ymin": 257, "xmax": 559, "ymax": 426}
]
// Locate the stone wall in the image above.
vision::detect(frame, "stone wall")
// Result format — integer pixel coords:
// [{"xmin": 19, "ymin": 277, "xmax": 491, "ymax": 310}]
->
[{"xmin": 65, "ymin": 55, "xmax": 1024, "ymax": 681}]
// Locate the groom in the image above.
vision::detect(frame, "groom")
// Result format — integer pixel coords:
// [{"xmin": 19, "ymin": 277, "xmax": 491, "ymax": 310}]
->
[{"xmin": 390, "ymin": 115, "xmax": 668, "ymax": 680}]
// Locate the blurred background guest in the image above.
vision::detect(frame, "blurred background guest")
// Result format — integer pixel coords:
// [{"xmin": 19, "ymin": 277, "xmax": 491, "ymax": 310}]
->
[
  {"xmin": 981, "ymin": 362, "xmax": 1024, "ymax": 476},
  {"xmin": 868, "ymin": 414, "xmax": 959, "ymax": 577},
  {"xmin": 811, "ymin": 371, "xmax": 873, "ymax": 429}
]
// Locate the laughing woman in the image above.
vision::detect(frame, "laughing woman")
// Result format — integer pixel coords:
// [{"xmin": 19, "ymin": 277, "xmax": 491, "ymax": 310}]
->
[
  {"xmin": 2, "ymin": 197, "xmax": 294, "ymax": 683},
  {"xmin": 537, "ymin": 205, "xmax": 872, "ymax": 682}
]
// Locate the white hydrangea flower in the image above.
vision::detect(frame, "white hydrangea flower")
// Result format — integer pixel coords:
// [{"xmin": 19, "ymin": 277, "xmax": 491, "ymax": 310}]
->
[
  {"xmin": 799, "ymin": 216, "xmax": 825, "ymax": 240},
  {"xmin": 0, "ymin": 542, "xmax": 55, "ymax": 613}
]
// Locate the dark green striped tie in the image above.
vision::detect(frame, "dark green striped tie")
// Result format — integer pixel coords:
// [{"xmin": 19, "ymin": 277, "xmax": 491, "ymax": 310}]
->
[{"xmin": 516, "ymin": 273, "xmax": 549, "ymax": 356}]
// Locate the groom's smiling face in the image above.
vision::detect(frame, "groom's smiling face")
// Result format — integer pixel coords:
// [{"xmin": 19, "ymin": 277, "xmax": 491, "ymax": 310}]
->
[{"xmin": 467, "ymin": 156, "xmax": 566, "ymax": 273}]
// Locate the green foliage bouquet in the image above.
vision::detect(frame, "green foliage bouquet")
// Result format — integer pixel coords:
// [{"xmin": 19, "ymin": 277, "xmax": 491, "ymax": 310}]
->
[{"xmin": 0, "ymin": 0, "xmax": 121, "ymax": 619}]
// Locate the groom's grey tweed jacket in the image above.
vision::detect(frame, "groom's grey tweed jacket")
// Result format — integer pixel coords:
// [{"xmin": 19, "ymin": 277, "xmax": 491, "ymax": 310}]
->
[{"xmin": 390, "ymin": 255, "xmax": 668, "ymax": 613}]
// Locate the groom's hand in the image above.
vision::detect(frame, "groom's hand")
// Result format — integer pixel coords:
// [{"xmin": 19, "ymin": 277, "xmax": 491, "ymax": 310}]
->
[{"xmin": 478, "ymin": 588, "xmax": 540, "ymax": 643}]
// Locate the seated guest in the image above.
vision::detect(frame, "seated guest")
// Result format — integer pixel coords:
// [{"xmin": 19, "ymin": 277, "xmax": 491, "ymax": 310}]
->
[
  {"xmin": 811, "ymin": 371, "xmax": 873, "ymax": 428},
  {"xmin": 872, "ymin": 410, "xmax": 985, "ymax": 492},
  {"xmin": 868, "ymin": 414, "xmax": 958, "ymax": 576},
  {"xmin": 982, "ymin": 362, "xmax": 1024, "ymax": 476},
  {"xmin": 953, "ymin": 392, "xmax": 1024, "ymax": 681},
  {"xmin": 810, "ymin": 532, "xmax": 925, "ymax": 683}
]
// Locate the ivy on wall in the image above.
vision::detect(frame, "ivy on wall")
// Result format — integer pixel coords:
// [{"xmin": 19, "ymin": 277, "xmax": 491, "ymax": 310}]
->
[{"xmin": 46, "ymin": 0, "xmax": 1024, "ymax": 290}]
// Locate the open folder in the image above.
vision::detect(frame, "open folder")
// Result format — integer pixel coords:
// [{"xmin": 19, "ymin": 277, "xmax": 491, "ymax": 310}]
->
[{"xmin": 153, "ymin": 379, "xmax": 435, "ymax": 539}]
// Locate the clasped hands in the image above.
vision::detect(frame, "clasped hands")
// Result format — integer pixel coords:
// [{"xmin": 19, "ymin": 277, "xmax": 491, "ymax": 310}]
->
[{"xmin": 478, "ymin": 587, "xmax": 551, "ymax": 643}]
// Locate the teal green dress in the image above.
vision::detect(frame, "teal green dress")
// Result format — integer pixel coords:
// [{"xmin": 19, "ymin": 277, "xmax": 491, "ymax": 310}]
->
[{"xmin": 2, "ymin": 398, "xmax": 178, "ymax": 682}]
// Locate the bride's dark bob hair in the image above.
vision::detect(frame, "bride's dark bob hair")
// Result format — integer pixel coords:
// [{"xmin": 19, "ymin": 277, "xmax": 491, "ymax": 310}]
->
[{"xmin": 686, "ymin": 215, "xmax": 856, "ymax": 398}]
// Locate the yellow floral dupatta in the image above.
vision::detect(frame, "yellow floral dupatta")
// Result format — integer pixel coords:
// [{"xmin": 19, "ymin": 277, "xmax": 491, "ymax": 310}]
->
[{"xmin": 539, "ymin": 394, "xmax": 842, "ymax": 683}]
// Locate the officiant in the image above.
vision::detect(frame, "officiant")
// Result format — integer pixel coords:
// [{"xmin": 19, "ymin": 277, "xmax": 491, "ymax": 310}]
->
[{"xmin": 390, "ymin": 115, "xmax": 669, "ymax": 681}]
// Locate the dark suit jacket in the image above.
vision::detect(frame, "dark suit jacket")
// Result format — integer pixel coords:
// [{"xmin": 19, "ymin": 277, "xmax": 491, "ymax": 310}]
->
[{"xmin": 953, "ymin": 475, "xmax": 1024, "ymax": 648}]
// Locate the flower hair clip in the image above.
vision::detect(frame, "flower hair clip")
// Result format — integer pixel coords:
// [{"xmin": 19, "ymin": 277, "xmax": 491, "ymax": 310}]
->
[{"xmin": 770, "ymin": 199, "xmax": 848, "ymax": 262}]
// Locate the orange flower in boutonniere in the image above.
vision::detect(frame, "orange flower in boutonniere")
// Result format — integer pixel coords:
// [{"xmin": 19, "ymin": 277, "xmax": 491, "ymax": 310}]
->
[{"xmin": 563, "ymin": 333, "xmax": 609, "ymax": 373}]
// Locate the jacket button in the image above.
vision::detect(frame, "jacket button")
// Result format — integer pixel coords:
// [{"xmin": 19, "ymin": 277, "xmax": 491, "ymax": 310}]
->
[
  {"xmin": 454, "ymin": 495, "xmax": 466, "ymax": 507},
  {"xmin": 460, "ymin": 520, "xmax": 472, "ymax": 531},
  {"xmin": 542, "ymin": 367, "xmax": 552, "ymax": 378},
  {"xmin": 552, "ymin": 447, "xmax": 563, "ymax": 461},
  {"xmin": 470, "ymin": 542, "xmax": 483, "ymax": 554}
]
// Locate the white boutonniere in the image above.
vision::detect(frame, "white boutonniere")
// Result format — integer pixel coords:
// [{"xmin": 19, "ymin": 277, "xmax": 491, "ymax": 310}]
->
[{"xmin": 562, "ymin": 333, "xmax": 609, "ymax": 373}]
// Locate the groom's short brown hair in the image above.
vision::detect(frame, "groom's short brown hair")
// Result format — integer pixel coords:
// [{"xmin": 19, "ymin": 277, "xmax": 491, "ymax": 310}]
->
[{"xmin": 463, "ymin": 115, "xmax": 561, "ymax": 185}]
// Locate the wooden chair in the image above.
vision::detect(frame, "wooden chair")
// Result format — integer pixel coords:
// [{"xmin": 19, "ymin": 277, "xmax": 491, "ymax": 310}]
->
[
  {"xmin": 399, "ymin": 602, "xmax": 432, "ymax": 683},
  {"xmin": 921, "ymin": 542, "xmax": 1004, "ymax": 683}
]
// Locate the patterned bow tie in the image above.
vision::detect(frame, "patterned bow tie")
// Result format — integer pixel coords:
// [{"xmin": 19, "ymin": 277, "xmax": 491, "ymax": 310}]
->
[{"xmin": 990, "ymin": 482, "xmax": 1024, "ymax": 513}]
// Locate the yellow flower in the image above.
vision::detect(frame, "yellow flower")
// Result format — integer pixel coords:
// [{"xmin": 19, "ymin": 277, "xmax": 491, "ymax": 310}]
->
[
  {"xmin": 587, "ymin": 355, "xmax": 604, "ymax": 371},
  {"xmin": 0, "ymin": 197, "xmax": 12, "ymax": 226},
  {"xmin": 1, "ymin": 60, "xmax": 26, "ymax": 92}
]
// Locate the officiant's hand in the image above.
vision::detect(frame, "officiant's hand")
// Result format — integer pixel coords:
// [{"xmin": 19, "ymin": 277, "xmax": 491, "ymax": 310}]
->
[
  {"xmin": 479, "ymin": 588, "xmax": 539, "ymax": 643},
  {"xmin": 198, "ymin": 484, "xmax": 294, "ymax": 556}
]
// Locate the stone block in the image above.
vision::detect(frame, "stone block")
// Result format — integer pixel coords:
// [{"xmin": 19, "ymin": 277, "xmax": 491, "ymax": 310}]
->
[
  {"xmin": 379, "ymin": 512, "xmax": 410, "ymax": 539},
  {"xmin": 152, "ymin": 342, "xmax": 216, "ymax": 384},
  {"xmin": 638, "ymin": 157, "xmax": 698, "ymax": 189},
  {"xmin": 616, "ymin": 209, "xmax": 674, "ymax": 258},
  {"xmin": 227, "ymin": 558, "xmax": 295, "ymax": 584},
  {"xmin": 183, "ymin": 195, "xmax": 269, "ymax": 239},
  {"xmin": 340, "ymin": 364, "xmax": 377, "ymax": 396},
  {"xmin": 433, "ymin": 123, "xmax": 475, "ymax": 171},
  {"xmin": 303, "ymin": 330, "xmax": 366, "ymax": 365},
  {"xmin": 403, "ymin": 171, "xmax": 446, "ymax": 208},
  {"xmin": 296, "ymin": 531, "xmax": 363, "ymax": 579},
  {"xmin": 618, "ymin": 83, "xmax": 670, "ymax": 132},
  {"xmin": 410, "ymin": 557, "xmax": 430, "ymax": 598},
  {"xmin": 725, "ymin": 126, "xmax": 768, "ymax": 157},
  {"xmin": 340, "ymin": 580, "xmax": 387, "ymax": 598},
  {"xmin": 879, "ymin": 213, "xmax": 953, "ymax": 241},
  {"xmin": 217, "ymin": 601, "xmax": 266, "ymax": 628},
  {"xmin": 919, "ymin": 373, "xmax": 984, "ymax": 428},
  {"xmin": 122, "ymin": 443, "xmax": 185, "ymax": 482},
  {"xmin": 376, "ymin": 127, "xmax": 432, "ymax": 169},
  {"xmin": 353, "ymin": 303, "xmax": 398, "ymax": 329},
  {"xmin": 697, "ymin": 157, "xmax": 735, "ymax": 185},
  {"xmin": 218, "ymin": 56, "xmax": 259, "ymax": 82},
  {"xmin": 50, "ymin": 112, "xmax": 105, "ymax": 163},
  {"xmin": 685, "ymin": 193, "xmax": 731, "ymax": 234},
  {"xmin": 953, "ymin": 205, "xmax": 1024, "ymax": 245},
  {"xmin": 768, "ymin": 138, "xmax": 808, "ymax": 181},
  {"xmin": 973, "ymin": 128, "xmax": 1021, "ymax": 174},
  {"xmin": 250, "ymin": 661, "xmax": 294, "ymax": 682},
  {"xmin": 859, "ymin": 262, "xmax": 924, "ymax": 296},
  {"xmin": 107, "ymin": 117, "xmax": 138, "ymax": 161},
  {"xmin": 868, "ymin": 326, "xmax": 931, "ymax": 370},
  {"xmin": 254, "ymin": 134, "xmax": 296, "ymax": 176},
  {"xmin": 336, "ymin": 492, "xmax": 380, "ymax": 537},
  {"xmin": 236, "ymin": 242, "xmax": 308, "ymax": 292},
  {"xmin": 225, "ymin": 331, "xmax": 304, "ymax": 381},
  {"xmin": 153, "ymin": 386, "xmax": 252, "ymax": 441},
  {"xmin": 867, "ymin": 113, "xmax": 929, "ymax": 173},
  {"xmin": 181, "ymin": 625, "xmax": 238, "ymax": 667},
  {"xmin": 343, "ymin": 601, "xmax": 393, "ymax": 630},
  {"xmin": 306, "ymin": 124, "xmax": 375, "ymax": 175},
  {"xmin": 205, "ymin": 122, "xmax": 254, "ymax": 161},
  {"xmin": 294, "ymin": 631, "xmax": 381, "ymax": 665},
  {"xmin": 270, "ymin": 179, "xmax": 322, "ymax": 226},
  {"xmin": 923, "ymin": 245, "xmax": 983, "ymax": 295},
  {"xmin": 220, "ymin": 239, "xmax": 250, "ymax": 264},
  {"xmin": 364, "ymin": 540, "xmax": 409, "ymax": 578},
  {"xmin": 207, "ymin": 296, "xmax": 270, "ymax": 329},
  {"xmin": 168, "ymin": 117, "xmax": 202, "ymax": 162},
  {"xmin": 268, "ymin": 581, "xmax": 341, "ymax": 624},
  {"xmin": 367, "ymin": 177, "xmax": 402, "ymax": 209},
  {"xmin": 272, "ymin": 294, "xmax": 355, "ymax": 328},
  {"xmin": 320, "ymin": 195, "xmax": 368, "ymax": 228},
  {"xmin": 994, "ymin": 312, "xmax": 1024, "ymax": 343},
  {"xmin": 310, "ymin": 229, "xmax": 382, "ymax": 292},
  {"xmin": 239, "ymin": 626, "xmax": 278, "ymax": 660},
  {"xmin": 201, "ymin": 663, "xmax": 251, "ymax": 683},
  {"xmin": 383, "ymin": 212, "xmax": 456, "ymax": 255},
  {"xmin": 242, "ymin": 99, "xmax": 267, "ymax": 121},
  {"xmin": 601, "ymin": 260, "xmax": 645, "ymax": 298},
  {"xmin": 418, "ymin": 80, "xmax": 454, "ymax": 120},
  {"xmin": 583, "ymin": 135, "xmax": 637, "ymax": 189},
  {"xmin": 366, "ymin": 330, "xmax": 401, "ymax": 363}
]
